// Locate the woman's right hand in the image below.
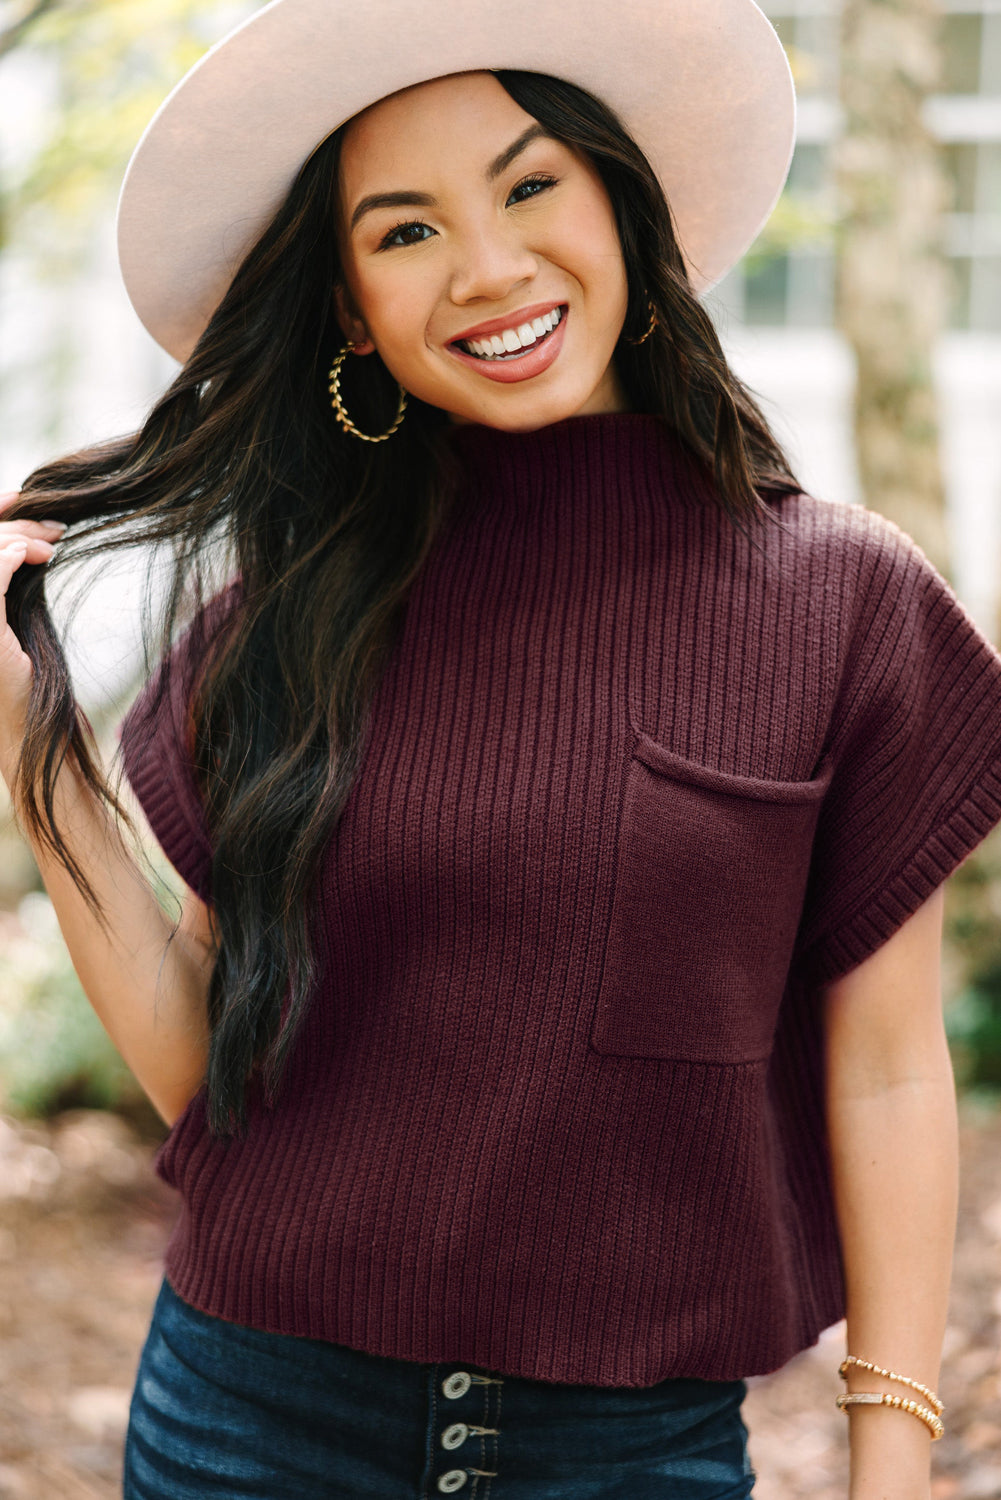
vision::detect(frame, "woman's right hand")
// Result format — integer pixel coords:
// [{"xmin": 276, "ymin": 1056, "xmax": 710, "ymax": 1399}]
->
[{"xmin": 0, "ymin": 491, "xmax": 66, "ymax": 774}]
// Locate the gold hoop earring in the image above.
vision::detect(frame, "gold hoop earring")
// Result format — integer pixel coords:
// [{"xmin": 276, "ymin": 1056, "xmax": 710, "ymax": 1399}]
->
[
  {"xmin": 328, "ymin": 342, "xmax": 408, "ymax": 442},
  {"xmin": 626, "ymin": 297, "xmax": 658, "ymax": 346}
]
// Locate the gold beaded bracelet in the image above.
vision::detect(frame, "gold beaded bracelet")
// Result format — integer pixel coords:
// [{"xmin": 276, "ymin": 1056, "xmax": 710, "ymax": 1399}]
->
[
  {"xmin": 838, "ymin": 1357, "xmax": 944, "ymax": 1417},
  {"xmin": 836, "ymin": 1391, "xmax": 945, "ymax": 1441}
]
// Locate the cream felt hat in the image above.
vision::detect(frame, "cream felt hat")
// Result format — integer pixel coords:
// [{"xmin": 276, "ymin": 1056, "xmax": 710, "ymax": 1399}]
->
[{"xmin": 117, "ymin": 0, "xmax": 796, "ymax": 364}]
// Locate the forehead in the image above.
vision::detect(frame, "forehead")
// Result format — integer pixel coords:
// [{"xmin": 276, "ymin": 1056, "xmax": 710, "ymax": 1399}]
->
[{"xmin": 337, "ymin": 71, "xmax": 538, "ymax": 192}]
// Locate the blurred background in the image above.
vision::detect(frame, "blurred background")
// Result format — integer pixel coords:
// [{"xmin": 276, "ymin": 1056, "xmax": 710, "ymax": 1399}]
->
[{"xmin": 0, "ymin": 1, "xmax": 999, "ymax": 1496}]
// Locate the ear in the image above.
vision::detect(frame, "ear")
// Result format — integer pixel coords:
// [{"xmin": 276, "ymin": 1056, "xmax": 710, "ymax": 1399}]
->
[{"xmin": 333, "ymin": 283, "xmax": 376, "ymax": 356}]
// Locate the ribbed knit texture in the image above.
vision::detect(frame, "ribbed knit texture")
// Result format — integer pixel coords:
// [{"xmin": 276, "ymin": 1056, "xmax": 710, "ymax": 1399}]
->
[{"xmin": 119, "ymin": 412, "xmax": 1001, "ymax": 1386}]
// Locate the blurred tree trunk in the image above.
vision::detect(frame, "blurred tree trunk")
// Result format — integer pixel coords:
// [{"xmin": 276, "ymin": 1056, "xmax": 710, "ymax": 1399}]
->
[
  {"xmin": 835, "ymin": 0, "xmax": 952, "ymax": 576},
  {"xmin": 836, "ymin": 2, "xmax": 1001, "ymax": 1081}
]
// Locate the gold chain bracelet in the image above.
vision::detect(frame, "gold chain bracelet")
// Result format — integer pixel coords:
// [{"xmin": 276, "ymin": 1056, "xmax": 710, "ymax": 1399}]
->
[
  {"xmin": 838, "ymin": 1356, "xmax": 944, "ymax": 1416},
  {"xmin": 836, "ymin": 1391, "xmax": 944, "ymax": 1441}
]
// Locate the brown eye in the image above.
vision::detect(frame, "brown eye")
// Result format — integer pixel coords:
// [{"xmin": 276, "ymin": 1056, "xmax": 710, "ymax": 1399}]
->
[
  {"xmin": 510, "ymin": 174, "xmax": 558, "ymax": 201},
  {"xmin": 377, "ymin": 175, "xmax": 557, "ymax": 251},
  {"xmin": 379, "ymin": 219, "xmax": 433, "ymax": 251}
]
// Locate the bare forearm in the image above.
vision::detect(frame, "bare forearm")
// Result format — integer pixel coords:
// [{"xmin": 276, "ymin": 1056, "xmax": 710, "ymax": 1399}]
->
[
  {"xmin": 5, "ymin": 752, "xmax": 211, "ymax": 1127},
  {"xmin": 827, "ymin": 1058, "xmax": 957, "ymax": 1500}
]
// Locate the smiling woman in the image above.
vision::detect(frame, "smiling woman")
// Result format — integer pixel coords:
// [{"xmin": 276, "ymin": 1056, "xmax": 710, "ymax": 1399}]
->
[
  {"xmin": 331, "ymin": 77, "xmax": 631, "ymax": 425},
  {"xmin": 2, "ymin": 2, "xmax": 1001, "ymax": 1497}
]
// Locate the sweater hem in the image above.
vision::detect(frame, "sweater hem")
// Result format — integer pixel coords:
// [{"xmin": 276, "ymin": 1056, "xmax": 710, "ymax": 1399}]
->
[{"xmin": 156, "ymin": 1236, "xmax": 846, "ymax": 1389}]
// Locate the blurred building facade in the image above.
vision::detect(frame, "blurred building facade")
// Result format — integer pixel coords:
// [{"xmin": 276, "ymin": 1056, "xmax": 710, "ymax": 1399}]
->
[
  {"xmin": 720, "ymin": 0, "xmax": 1001, "ymax": 333},
  {"xmin": 711, "ymin": 0, "xmax": 1001, "ymax": 638}
]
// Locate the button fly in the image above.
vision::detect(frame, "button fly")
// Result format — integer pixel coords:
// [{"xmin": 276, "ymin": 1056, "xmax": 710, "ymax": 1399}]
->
[
  {"xmin": 437, "ymin": 1470, "xmax": 468, "ymax": 1493},
  {"xmin": 442, "ymin": 1371, "xmax": 472, "ymax": 1399},
  {"xmin": 442, "ymin": 1422, "xmax": 469, "ymax": 1449}
]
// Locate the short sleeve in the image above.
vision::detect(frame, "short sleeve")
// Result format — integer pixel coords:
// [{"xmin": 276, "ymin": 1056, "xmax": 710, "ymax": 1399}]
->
[
  {"xmin": 116, "ymin": 585, "xmax": 239, "ymax": 906},
  {"xmin": 794, "ymin": 515, "xmax": 1001, "ymax": 985}
]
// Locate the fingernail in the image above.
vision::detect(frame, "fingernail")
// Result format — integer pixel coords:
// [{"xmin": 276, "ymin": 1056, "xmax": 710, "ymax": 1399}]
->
[{"xmin": 40, "ymin": 519, "xmax": 67, "ymax": 533}]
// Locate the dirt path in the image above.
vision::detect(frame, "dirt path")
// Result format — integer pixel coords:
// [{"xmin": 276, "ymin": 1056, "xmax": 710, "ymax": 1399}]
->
[{"xmin": 1, "ymin": 1104, "xmax": 998, "ymax": 1499}]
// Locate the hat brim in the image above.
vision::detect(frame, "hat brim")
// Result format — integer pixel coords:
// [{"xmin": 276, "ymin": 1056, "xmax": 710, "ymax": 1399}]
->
[{"xmin": 117, "ymin": 0, "xmax": 796, "ymax": 363}]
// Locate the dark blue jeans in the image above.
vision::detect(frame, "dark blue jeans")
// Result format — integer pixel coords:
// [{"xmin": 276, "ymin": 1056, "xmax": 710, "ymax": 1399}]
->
[{"xmin": 123, "ymin": 1276, "xmax": 755, "ymax": 1498}]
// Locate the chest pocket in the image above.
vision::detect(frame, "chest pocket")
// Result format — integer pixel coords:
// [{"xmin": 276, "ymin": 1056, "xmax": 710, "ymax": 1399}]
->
[{"xmin": 590, "ymin": 731, "xmax": 833, "ymax": 1065}]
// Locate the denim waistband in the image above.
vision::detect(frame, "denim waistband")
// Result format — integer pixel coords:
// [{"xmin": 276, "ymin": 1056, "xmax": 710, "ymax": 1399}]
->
[{"xmin": 123, "ymin": 1276, "xmax": 755, "ymax": 1499}]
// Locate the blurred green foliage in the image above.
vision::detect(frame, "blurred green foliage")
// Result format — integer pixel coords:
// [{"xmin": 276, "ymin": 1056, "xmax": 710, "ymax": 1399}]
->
[
  {"xmin": 741, "ymin": 193, "xmax": 836, "ymax": 276},
  {"xmin": 948, "ymin": 969, "xmax": 1001, "ymax": 1092},
  {"xmin": 0, "ymin": 892, "xmax": 145, "ymax": 1114},
  {"xmin": 945, "ymin": 824, "xmax": 1001, "ymax": 1097},
  {"xmin": 1, "ymin": 0, "xmax": 253, "ymax": 267},
  {"xmin": 740, "ymin": 39, "xmax": 838, "ymax": 274},
  {"xmin": 0, "ymin": 781, "xmax": 186, "ymax": 1121}
]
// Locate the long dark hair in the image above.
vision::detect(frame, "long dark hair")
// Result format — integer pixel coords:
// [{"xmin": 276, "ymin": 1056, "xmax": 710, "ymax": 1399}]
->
[{"xmin": 7, "ymin": 69, "xmax": 801, "ymax": 1137}]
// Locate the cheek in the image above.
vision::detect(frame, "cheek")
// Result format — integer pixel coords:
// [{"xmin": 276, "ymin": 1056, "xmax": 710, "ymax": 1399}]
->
[
  {"xmin": 559, "ymin": 194, "xmax": 626, "ymax": 295},
  {"xmin": 360, "ymin": 270, "xmax": 433, "ymax": 348}
]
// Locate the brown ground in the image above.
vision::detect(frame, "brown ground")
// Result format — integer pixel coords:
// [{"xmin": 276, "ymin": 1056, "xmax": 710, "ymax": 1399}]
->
[{"xmin": 0, "ymin": 1103, "xmax": 998, "ymax": 1500}]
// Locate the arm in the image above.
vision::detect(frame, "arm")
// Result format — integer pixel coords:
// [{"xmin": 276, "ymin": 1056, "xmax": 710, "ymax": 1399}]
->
[
  {"xmin": 1, "ymin": 515, "xmax": 213, "ymax": 1130},
  {"xmin": 24, "ymin": 780, "xmax": 215, "ymax": 1130},
  {"xmin": 822, "ymin": 884, "xmax": 956, "ymax": 1500}
]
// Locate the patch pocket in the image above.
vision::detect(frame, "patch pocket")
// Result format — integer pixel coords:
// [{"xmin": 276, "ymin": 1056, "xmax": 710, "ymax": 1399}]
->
[{"xmin": 590, "ymin": 732, "xmax": 833, "ymax": 1064}]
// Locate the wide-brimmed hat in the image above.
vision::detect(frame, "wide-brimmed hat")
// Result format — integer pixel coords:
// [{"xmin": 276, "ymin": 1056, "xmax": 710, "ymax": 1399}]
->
[{"xmin": 117, "ymin": 0, "xmax": 796, "ymax": 363}]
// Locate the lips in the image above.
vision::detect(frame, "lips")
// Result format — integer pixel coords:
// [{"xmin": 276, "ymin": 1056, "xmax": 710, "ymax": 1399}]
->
[
  {"xmin": 447, "ymin": 304, "xmax": 569, "ymax": 385},
  {"xmin": 448, "ymin": 301, "xmax": 566, "ymax": 350},
  {"xmin": 459, "ymin": 307, "xmax": 564, "ymax": 361}
]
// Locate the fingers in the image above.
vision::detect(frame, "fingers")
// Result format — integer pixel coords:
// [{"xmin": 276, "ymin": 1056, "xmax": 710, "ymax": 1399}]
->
[
  {"xmin": 0, "ymin": 517, "xmax": 64, "ymax": 541},
  {"xmin": 0, "ymin": 531, "xmax": 58, "ymax": 567},
  {"xmin": 0, "ymin": 503, "xmax": 65, "ymax": 567},
  {"xmin": 0, "ymin": 517, "xmax": 66, "ymax": 534},
  {"xmin": 1, "ymin": 536, "xmax": 29, "ymax": 598}
]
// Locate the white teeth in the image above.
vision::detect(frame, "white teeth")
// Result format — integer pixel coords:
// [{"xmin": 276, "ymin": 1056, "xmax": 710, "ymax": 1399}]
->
[{"xmin": 459, "ymin": 305, "xmax": 564, "ymax": 359}]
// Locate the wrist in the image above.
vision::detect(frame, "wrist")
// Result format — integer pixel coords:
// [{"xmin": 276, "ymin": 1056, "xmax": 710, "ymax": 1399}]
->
[{"xmin": 846, "ymin": 1405, "xmax": 934, "ymax": 1500}]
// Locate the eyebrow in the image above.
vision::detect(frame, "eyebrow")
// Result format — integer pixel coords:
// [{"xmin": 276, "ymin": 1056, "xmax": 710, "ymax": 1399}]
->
[{"xmin": 348, "ymin": 123, "xmax": 554, "ymax": 233}]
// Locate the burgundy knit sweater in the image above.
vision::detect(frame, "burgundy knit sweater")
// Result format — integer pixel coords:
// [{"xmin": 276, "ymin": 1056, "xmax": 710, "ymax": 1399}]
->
[{"xmin": 119, "ymin": 412, "xmax": 1001, "ymax": 1386}]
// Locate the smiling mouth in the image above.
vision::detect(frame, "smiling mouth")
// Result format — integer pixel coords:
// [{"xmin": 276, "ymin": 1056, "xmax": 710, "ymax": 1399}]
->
[{"xmin": 453, "ymin": 305, "xmax": 567, "ymax": 361}]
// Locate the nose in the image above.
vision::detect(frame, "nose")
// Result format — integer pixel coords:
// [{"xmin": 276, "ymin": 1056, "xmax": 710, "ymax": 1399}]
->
[{"xmin": 448, "ymin": 222, "xmax": 539, "ymax": 308}]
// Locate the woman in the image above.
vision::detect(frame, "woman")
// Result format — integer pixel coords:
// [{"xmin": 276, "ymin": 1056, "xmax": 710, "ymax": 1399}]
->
[{"xmin": 1, "ymin": 1, "xmax": 999, "ymax": 1496}]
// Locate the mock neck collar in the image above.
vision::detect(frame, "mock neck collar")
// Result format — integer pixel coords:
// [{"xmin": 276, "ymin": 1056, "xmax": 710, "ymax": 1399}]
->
[
  {"xmin": 444, "ymin": 409, "xmax": 669, "ymax": 456},
  {"xmin": 439, "ymin": 411, "xmax": 695, "ymax": 514}
]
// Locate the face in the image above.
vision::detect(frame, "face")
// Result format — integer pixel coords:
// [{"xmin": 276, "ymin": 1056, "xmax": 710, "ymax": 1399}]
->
[{"xmin": 333, "ymin": 71, "xmax": 631, "ymax": 431}]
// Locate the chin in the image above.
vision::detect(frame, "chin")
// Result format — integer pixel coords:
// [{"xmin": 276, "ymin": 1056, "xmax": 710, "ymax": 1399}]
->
[{"xmin": 487, "ymin": 388, "xmax": 601, "ymax": 432}]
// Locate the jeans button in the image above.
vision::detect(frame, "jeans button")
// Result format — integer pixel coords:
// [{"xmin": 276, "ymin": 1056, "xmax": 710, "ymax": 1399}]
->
[
  {"xmin": 437, "ymin": 1470, "xmax": 468, "ymax": 1493},
  {"xmin": 442, "ymin": 1421, "xmax": 469, "ymax": 1449},
  {"xmin": 442, "ymin": 1371, "xmax": 472, "ymax": 1399}
]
